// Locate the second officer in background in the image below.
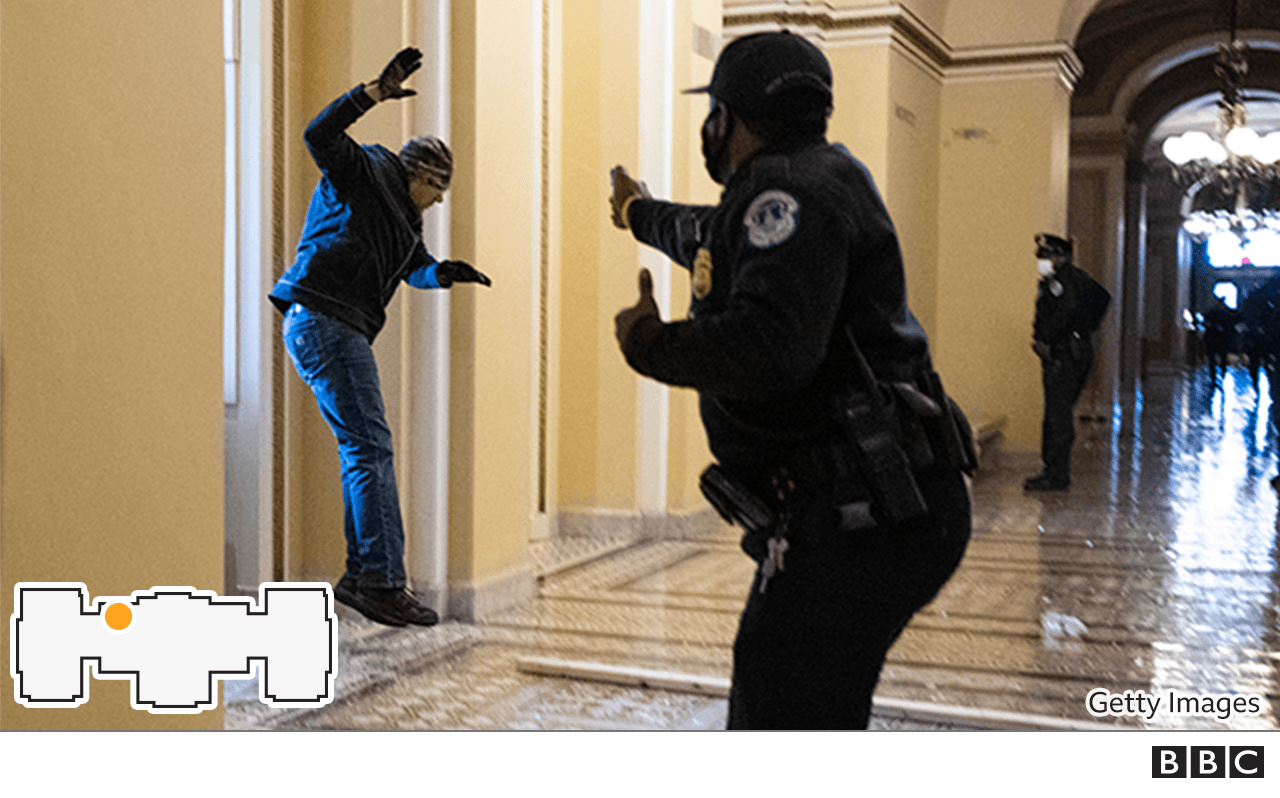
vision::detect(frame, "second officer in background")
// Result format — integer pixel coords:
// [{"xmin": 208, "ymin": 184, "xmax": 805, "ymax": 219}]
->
[{"xmin": 1025, "ymin": 234, "xmax": 1110, "ymax": 491}]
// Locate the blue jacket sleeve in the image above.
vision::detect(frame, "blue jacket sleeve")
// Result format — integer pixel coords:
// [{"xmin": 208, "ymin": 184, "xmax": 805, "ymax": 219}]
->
[
  {"xmin": 303, "ymin": 85, "xmax": 379, "ymax": 192},
  {"xmin": 403, "ymin": 248, "xmax": 444, "ymax": 289}
]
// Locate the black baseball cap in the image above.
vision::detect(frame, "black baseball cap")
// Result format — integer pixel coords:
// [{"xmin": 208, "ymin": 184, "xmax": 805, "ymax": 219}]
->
[
  {"xmin": 683, "ymin": 31, "xmax": 833, "ymax": 118},
  {"xmin": 1035, "ymin": 234, "xmax": 1072, "ymax": 258}
]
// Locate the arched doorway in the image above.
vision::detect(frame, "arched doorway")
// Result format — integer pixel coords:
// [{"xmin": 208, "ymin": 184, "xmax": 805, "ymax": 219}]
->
[{"xmin": 1069, "ymin": 0, "xmax": 1280, "ymax": 397}]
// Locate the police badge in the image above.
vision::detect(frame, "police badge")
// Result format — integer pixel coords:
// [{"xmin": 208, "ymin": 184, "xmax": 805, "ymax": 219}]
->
[
  {"xmin": 744, "ymin": 190, "xmax": 800, "ymax": 248},
  {"xmin": 693, "ymin": 247, "xmax": 713, "ymax": 299}
]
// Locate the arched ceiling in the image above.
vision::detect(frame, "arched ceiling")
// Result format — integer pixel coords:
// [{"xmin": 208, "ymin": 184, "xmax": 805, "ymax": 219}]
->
[{"xmin": 1071, "ymin": 0, "xmax": 1280, "ymax": 148}]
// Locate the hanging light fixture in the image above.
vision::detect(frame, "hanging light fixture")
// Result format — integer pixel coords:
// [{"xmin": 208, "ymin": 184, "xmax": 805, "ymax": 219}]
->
[{"xmin": 1162, "ymin": 0, "xmax": 1280, "ymax": 244}]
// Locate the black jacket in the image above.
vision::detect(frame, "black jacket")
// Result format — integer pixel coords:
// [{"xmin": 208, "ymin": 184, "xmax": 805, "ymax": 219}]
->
[
  {"xmin": 269, "ymin": 85, "xmax": 444, "ymax": 342},
  {"xmin": 1033, "ymin": 262, "xmax": 1110, "ymax": 359},
  {"xmin": 622, "ymin": 136, "xmax": 931, "ymax": 471}
]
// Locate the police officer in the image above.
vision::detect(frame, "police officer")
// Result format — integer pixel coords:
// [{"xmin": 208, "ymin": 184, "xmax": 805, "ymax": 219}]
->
[
  {"xmin": 1025, "ymin": 234, "xmax": 1110, "ymax": 492},
  {"xmin": 609, "ymin": 32, "xmax": 972, "ymax": 729}
]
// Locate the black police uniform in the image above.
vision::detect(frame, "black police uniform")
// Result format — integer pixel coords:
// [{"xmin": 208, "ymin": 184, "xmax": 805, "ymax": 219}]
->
[
  {"xmin": 621, "ymin": 136, "xmax": 972, "ymax": 729},
  {"xmin": 1031, "ymin": 258, "xmax": 1109, "ymax": 486}
]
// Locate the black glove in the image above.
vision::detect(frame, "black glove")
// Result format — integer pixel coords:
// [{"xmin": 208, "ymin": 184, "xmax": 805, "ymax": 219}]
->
[
  {"xmin": 614, "ymin": 268, "xmax": 659, "ymax": 346},
  {"xmin": 377, "ymin": 47, "xmax": 423, "ymax": 100},
  {"xmin": 437, "ymin": 260, "xmax": 491, "ymax": 288}
]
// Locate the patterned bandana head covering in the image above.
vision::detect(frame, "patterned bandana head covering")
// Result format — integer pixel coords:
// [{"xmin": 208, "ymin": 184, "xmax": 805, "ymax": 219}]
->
[{"xmin": 400, "ymin": 135, "xmax": 453, "ymax": 190}]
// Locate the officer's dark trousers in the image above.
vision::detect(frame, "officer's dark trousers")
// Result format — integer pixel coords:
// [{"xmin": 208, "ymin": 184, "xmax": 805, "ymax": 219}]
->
[
  {"xmin": 727, "ymin": 468, "xmax": 971, "ymax": 730},
  {"xmin": 1039, "ymin": 355, "xmax": 1092, "ymax": 482}
]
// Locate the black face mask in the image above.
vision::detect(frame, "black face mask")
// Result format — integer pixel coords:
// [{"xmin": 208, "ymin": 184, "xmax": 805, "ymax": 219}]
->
[{"xmin": 701, "ymin": 99, "xmax": 733, "ymax": 185}]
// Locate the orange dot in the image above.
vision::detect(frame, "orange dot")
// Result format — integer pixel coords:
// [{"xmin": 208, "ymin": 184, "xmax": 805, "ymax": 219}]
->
[{"xmin": 105, "ymin": 603, "xmax": 132, "ymax": 631}]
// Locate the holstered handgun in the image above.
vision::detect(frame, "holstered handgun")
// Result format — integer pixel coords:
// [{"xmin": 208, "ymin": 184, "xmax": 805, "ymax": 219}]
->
[
  {"xmin": 831, "ymin": 327, "xmax": 930, "ymax": 528},
  {"xmin": 918, "ymin": 369, "xmax": 978, "ymax": 475},
  {"xmin": 699, "ymin": 464, "xmax": 776, "ymax": 537}
]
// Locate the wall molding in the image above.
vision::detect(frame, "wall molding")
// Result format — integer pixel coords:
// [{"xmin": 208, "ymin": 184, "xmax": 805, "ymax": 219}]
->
[
  {"xmin": 556, "ymin": 506, "xmax": 724, "ymax": 542},
  {"xmin": 723, "ymin": 2, "xmax": 1083, "ymax": 90},
  {"xmin": 447, "ymin": 562, "xmax": 537, "ymax": 622}
]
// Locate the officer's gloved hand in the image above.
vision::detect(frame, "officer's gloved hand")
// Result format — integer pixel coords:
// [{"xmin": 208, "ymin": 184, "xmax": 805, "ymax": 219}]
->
[
  {"xmin": 371, "ymin": 47, "xmax": 423, "ymax": 101},
  {"xmin": 437, "ymin": 260, "xmax": 491, "ymax": 288},
  {"xmin": 609, "ymin": 165, "xmax": 652, "ymax": 230},
  {"xmin": 614, "ymin": 268, "xmax": 659, "ymax": 345}
]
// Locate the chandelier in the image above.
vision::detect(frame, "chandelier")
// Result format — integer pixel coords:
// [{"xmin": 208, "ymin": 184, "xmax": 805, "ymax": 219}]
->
[{"xmin": 1161, "ymin": 3, "xmax": 1280, "ymax": 243}]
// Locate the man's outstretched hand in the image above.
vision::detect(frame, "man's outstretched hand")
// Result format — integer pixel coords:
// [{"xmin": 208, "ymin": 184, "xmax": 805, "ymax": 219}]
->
[
  {"xmin": 614, "ymin": 268, "xmax": 659, "ymax": 346},
  {"xmin": 438, "ymin": 260, "xmax": 491, "ymax": 288},
  {"xmin": 368, "ymin": 47, "xmax": 423, "ymax": 101}
]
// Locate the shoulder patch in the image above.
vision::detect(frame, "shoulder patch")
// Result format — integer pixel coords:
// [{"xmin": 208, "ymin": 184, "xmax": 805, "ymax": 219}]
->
[{"xmin": 743, "ymin": 190, "xmax": 800, "ymax": 249}]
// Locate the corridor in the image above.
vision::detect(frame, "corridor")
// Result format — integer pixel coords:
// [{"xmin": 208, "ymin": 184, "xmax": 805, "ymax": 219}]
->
[{"xmin": 226, "ymin": 366, "xmax": 1279, "ymax": 731}]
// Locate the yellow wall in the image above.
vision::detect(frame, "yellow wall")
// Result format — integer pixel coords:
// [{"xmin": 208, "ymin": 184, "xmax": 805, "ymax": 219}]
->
[
  {"xmin": 887, "ymin": 49, "xmax": 943, "ymax": 342},
  {"xmin": 936, "ymin": 72, "xmax": 1073, "ymax": 448},
  {"xmin": 557, "ymin": 0, "xmax": 608, "ymax": 511},
  {"xmin": 555, "ymin": 0, "xmax": 721, "ymax": 517},
  {"xmin": 449, "ymin": 0, "xmax": 539, "ymax": 605},
  {"xmin": 824, "ymin": 36, "xmax": 944, "ymax": 348},
  {"xmin": 1, "ymin": 0, "xmax": 225, "ymax": 729},
  {"xmin": 943, "ymin": 0, "xmax": 1082, "ymax": 49},
  {"xmin": 828, "ymin": 38, "xmax": 945, "ymax": 342},
  {"xmin": 557, "ymin": 0, "xmax": 648, "ymax": 514},
  {"xmin": 828, "ymin": 45, "xmax": 892, "ymax": 188},
  {"xmin": 665, "ymin": 0, "xmax": 721, "ymax": 513}
]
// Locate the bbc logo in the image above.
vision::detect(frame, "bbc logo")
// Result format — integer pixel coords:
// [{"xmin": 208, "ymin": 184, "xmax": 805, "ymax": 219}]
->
[{"xmin": 1152, "ymin": 746, "xmax": 1264, "ymax": 779}]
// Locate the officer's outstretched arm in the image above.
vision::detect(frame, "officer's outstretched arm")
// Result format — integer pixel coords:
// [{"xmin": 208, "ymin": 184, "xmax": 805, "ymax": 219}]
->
[{"xmin": 619, "ymin": 189, "xmax": 847, "ymax": 401}]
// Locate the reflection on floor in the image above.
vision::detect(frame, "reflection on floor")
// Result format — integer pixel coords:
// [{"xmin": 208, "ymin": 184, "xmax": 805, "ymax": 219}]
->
[{"xmin": 226, "ymin": 367, "xmax": 1279, "ymax": 730}]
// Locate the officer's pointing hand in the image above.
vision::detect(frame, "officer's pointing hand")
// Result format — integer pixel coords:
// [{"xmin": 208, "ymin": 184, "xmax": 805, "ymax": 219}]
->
[
  {"xmin": 610, "ymin": 165, "xmax": 651, "ymax": 230},
  {"xmin": 614, "ymin": 268, "xmax": 659, "ymax": 346}
]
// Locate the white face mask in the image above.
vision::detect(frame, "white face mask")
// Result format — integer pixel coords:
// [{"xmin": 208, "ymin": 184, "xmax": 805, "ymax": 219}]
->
[{"xmin": 1037, "ymin": 259, "xmax": 1055, "ymax": 277}]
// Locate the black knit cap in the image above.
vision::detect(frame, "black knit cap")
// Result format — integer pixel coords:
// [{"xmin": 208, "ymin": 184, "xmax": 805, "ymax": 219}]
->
[
  {"xmin": 1035, "ymin": 233, "xmax": 1072, "ymax": 258},
  {"xmin": 683, "ymin": 31, "xmax": 833, "ymax": 119}
]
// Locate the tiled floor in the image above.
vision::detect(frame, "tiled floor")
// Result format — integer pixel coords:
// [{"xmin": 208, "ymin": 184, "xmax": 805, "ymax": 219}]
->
[{"xmin": 226, "ymin": 365, "xmax": 1279, "ymax": 731}]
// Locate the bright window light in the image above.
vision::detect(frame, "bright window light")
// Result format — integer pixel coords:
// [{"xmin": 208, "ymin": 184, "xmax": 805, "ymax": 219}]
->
[
  {"xmin": 1207, "ymin": 233, "xmax": 1245, "ymax": 266},
  {"xmin": 1245, "ymin": 228, "xmax": 1280, "ymax": 265},
  {"xmin": 1205, "ymin": 230, "xmax": 1280, "ymax": 267},
  {"xmin": 1212, "ymin": 281, "xmax": 1239, "ymax": 310}
]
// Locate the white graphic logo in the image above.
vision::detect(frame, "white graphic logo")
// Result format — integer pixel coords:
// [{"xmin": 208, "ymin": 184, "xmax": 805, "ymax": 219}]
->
[
  {"xmin": 11, "ymin": 583, "xmax": 338, "ymax": 714},
  {"xmin": 744, "ymin": 190, "xmax": 800, "ymax": 248}
]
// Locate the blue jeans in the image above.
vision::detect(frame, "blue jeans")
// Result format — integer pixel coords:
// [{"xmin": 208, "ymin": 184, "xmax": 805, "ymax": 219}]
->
[{"xmin": 282, "ymin": 303, "xmax": 406, "ymax": 589}]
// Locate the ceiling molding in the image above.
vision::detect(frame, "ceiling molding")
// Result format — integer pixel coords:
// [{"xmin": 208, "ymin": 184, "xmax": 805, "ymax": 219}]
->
[
  {"xmin": 1110, "ymin": 30, "xmax": 1280, "ymax": 119},
  {"xmin": 723, "ymin": 2, "xmax": 1083, "ymax": 91}
]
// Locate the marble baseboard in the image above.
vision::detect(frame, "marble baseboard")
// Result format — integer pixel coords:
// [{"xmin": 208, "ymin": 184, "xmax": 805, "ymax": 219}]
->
[
  {"xmin": 556, "ymin": 506, "xmax": 725, "ymax": 542},
  {"xmin": 447, "ymin": 561, "xmax": 537, "ymax": 623}
]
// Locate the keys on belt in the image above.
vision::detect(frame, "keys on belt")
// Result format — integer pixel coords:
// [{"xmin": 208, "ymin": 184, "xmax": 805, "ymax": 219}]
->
[{"xmin": 758, "ymin": 533, "xmax": 789, "ymax": 594}]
